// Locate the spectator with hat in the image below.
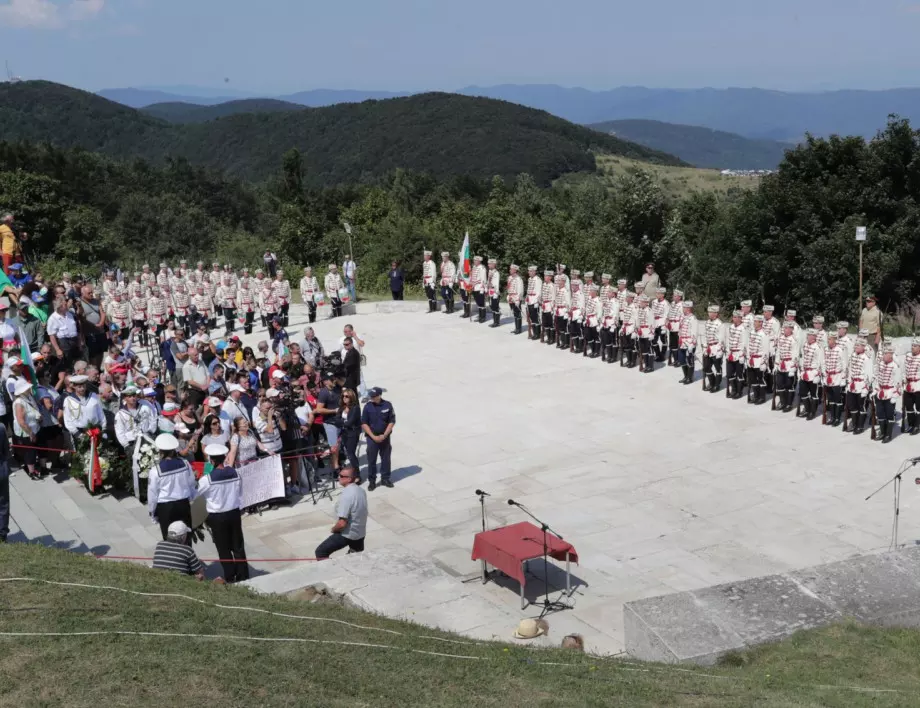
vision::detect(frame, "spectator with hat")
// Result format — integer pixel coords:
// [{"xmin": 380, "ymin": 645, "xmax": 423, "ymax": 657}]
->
[
  {"xmin": 361, "ymin": 387, "xmax": 395, "ymax": 491},
  {"xmin": 198, "ymin": 443, "xmax": 249, "ymax": 582},
  {"xmin": 152, "ymin": 521, "xmax": 204, "ymax": 580},
  {"xmin": 12, "ymin": 378, "xmax": 42, "ymax": 480},
  {"xmin": 859, "ymin": 295, "xmax": 883, "ymax": 352},
  {"xmin": 147, "ymin": 432, "xmax": 198, "ymax": 541}
]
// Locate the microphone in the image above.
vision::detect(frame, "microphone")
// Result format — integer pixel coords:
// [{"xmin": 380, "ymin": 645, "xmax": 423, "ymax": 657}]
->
[
  {"xmin": 910, "ymin": 457, "xmax": 920, "ymax": 465},
  {"xmin": 475, "ymin": 489, "xmax": 490, "ymax": 497},
  {"xmin": 507, "ymin": 498, "xmax": 517, "ymax": 506}
]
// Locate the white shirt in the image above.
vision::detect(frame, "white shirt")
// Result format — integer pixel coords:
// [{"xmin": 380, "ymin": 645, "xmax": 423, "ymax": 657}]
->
[
  {"xmin": 339, "ymin": 333, "xmax": 363, "ymax": 356},
  {"xmin": 147, "ymin": 457, "xmax": 198, "ymax": 517},
  {"xmin": 343, "ymin": 260, "xmax": 357, "ymax": 280},
  {"xmin": 0, "ymin": 320, "xmax": 16, "ymax": 344},
  {"xmin": 63, "ymin": 394, "xmax": 106, "ymax": 435},
  {"xmin": 197, "ymin": 466, "xmax": 242, "ymax": 514},
  {"xmin": 182, "ymin": 359, "xmax": 210, "ymax": 389},
  {"xmin": 47, "ymin": 311, "xmax": 79, "ymax": 339},
  {"xmin": 220, "ymin": 396, "xmax": 250, "ymax": 426},
  {"xmin": 114, "ymin": 405, "xmax": 157, "ymax": 448}
]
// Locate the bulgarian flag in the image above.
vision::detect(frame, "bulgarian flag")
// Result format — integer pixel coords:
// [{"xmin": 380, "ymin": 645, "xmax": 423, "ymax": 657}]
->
[
  {"xmin": 458, "ymin": 231, "xmax": 471, "ymax": 289},
  {"xmin": 18, "ymin": 326, "xmax": 37, "ymax": 393}
]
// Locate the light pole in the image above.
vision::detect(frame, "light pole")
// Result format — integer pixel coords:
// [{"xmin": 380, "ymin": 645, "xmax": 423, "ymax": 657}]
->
[
  {"xmin": 342, "ymin": 222, "xmax": 355, "ymax": 301},
  {"xmin": 856, "ymin": 225, "xmax": 866, "ymax": 315}
]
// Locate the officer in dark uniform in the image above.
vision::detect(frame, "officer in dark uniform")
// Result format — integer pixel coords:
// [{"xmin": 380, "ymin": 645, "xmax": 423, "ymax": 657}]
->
[
  {"xmin": 360, "ymin": 387, "xmax": 396, "ymax": 491},
  {"xmin": 198, "ymin": 443, "xmax": 249, "ymax": 583}
]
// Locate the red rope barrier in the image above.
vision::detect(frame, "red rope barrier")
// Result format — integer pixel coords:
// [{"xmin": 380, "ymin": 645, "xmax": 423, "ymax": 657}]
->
[{"xmin": 97, "ymin": 555, "xmax": 320, "ymax": 563}]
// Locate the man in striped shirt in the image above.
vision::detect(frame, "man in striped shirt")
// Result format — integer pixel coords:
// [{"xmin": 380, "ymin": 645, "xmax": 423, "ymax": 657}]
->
[{"xmin": 152, "ymin": 521, "xmax": 204, "ymax": 580}]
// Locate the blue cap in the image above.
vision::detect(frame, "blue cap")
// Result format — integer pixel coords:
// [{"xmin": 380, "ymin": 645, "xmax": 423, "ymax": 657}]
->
[
  {"xmin": 9, "ymin": 263, "xmax": 22, "ymax": 270},
  {"xmin": 368, "ymin": 387, "xmax": 383, "ymax": 398},
  {"xmin": 31, "ymin": 292, "xmax": 45, "ymax": 303}
]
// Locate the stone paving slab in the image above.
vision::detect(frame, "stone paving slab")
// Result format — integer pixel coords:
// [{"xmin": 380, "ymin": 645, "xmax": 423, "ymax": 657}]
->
[{"xmin": 10, "ymin": 302, "xmax": 920, "ymax": 656}]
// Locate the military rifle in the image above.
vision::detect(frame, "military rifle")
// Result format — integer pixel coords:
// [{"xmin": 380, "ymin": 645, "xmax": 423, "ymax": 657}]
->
[{"xmin": 821, "ymin": 385, "xmax": 828, "ymax": 425}]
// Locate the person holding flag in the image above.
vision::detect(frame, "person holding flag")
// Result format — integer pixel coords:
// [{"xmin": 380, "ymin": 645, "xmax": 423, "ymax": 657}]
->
[
  {"xmin": 470, "ymin": 256, "xmax": 488, "ymax": 323},
  {"xmin": 457, "ymin": 232, "xmax": 472, "ymax": 318}
]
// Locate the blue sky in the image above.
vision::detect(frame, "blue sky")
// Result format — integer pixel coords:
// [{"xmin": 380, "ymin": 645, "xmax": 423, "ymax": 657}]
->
[{"xmin": 2, "ymin": 0, "xmax": 920, "ymax": 93}]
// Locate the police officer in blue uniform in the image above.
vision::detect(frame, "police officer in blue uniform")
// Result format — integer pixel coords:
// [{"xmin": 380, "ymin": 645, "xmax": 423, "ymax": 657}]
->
[
  {"xmin": 360, "ymin": 387, "xmax": 396, "ymax": 491},
  {"xmin": 197, "ymin": 443, "xmax": 249, "ymax": 583}
]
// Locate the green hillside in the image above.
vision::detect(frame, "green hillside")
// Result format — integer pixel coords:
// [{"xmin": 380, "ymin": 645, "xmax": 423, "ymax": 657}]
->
[
  {"xmin": 0, "ymin": 81, "xmax": 685, "ymax": 185},
  {"xmin": 589, "ymin": 119, "xmax": 791, "ymax": 170},
  {"xmin": 142, "ymin": 98, "xmax": 303, "ymax": 123},
  {"xmin": 3, "ymin": 543, "xmax": 919, "ymax": 707}
]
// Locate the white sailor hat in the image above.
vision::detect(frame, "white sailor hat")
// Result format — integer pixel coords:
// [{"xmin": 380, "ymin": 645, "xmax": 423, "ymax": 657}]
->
[
  {"xmin": 683, "ymin": 300, "xmax": 693, "ymax": 308},
  {"xmin": 806, "ymin": 328, "xmax": 817, "ymax": 337},
  {"xmin": 785, "ymin": 309, "xmax": 797, "ymax": 318},
  {"xmin": 583, "ymin": 271, "xmax": 594, "ymax": 279},
  {"xmin": 732, "ymin": 310, "xmax": 742, "ymax": 318},
  {"xmin": 740, "ymin": 299, "xmax": 752, "ymax": 307},
  {"xmin": 656, "ymin": 286, "xmax": 666, "ymax": 294},
  {"xmin": 441, "ymin": 251, "xmax": 450, "ymax": 257},
  {"xmin": 754, "ymin": 314, "xmax": 764, "ymax": 322},
  {"xmin": 543, "ymin": 269, "xmax": 554, "ymax": 276},
  {"xmin": 836, "ymin": 320, "xmax": 849, "ymax": 329},
  {"xmin": 423, "ymin": 250, "xmax": 432, "ymax": 256},
  {"xmin": 763, "ymin": 304, "xmax": 775, "ymax": 312},
  {"xmin": 487, "ymin": 258, "xmax": 497, "ymax": 265},
  {"xmin": 155, "ymin": 433, "xmax": 179, "ymax": 451},
  {"xmin": 510, "ymin": 264, "xmax": 519, "ymax": 271},
  {"xmin": 601, "ymin": 273, "xmax": 611, "ymax": 280},
  {"xmin": 912, "ymin": 337, "xmax": 920, "ymax": 347},
  {"xmin": 672, "ymin": 289, "xmax": 683, "ymax": 297},
  {"xmin": 70, "ymin": 374, "xmax": 88, "ymax": 384},
  {"xmin": 813, "ymin": 315, "xmax": 825, "ymax": 324},
  {"xmin": 707, "ymin": 305, "xmax": 720, "ymax": 314},
  {"xmin": 204, "ymin": 443, "xmax": 229, "ymax": 457},
  {"xmin": 617, "ymin": 278, "xmax": 627, "ymax": 285},
  {"xmin": 527, "ymin": 265, "xmax": 537, "ymax": 272},
  {"xmin": 473, "ymin": 255, "xmax": 483, "ymax": 262}
]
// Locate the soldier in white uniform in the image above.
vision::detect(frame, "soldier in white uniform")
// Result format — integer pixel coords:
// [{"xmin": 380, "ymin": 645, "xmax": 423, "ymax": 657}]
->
[
  {"xmin": 635, "ymin": 294, "xmax": 655, "ymax": 371},
  {"xmin": 237, "ymin": 281, "xmax": 255, "ymax": 335},
  {"xmin": 260, "ymin": 283, "xmax": 279, "ymax": 326},
  {"xmin": 107, "ymin": 289, "xmax": 131, "ymax": 341},
  {"xmin": 148, "ymin": 286, "xmax": 169, "ymax": 340},
  {"xmin": 600, "ymin": 280, "xmax": 620, "ymax": 364},
  {"xmin": 540, "ymin": 270, "xmax": 556, "ymax": 345},
  {"xmin": 583, "ymin": 284, "xmax": 601, "ymax": 358},
  {"xmin": 676, "ymin": 300, "xmax": 697, "ymax": 384},
  {"xmin": 140, "ymin": 263, "xmax": 156, "ymax": 290},
  {"xmin": 555, "ymin": 264, "xmax": 570, "ymax": 294},
  {"xmin": 552, "ymin": 273, "xmax": 571, "ymax": 349},
  {"xmin": 598, "ymin": 273, "xmax": 613, "ymax": 306},
  {"xmin": 811, "ymin": 315, "xmax": 828, "ymax": 349},
  {"xmin": 701, "ymin": 305, "xmax": 725, "ymax": 392},
  {"xmin": 666, "ymin": 289, "xmax": 684, "ymax": 367},
  {"xmin": 525, "ymin": 265, "xmax": 542, "ymax": 340},
  {"xmin": 172, "ymin": 283, "xmax": 191, "ymax": 335},
  {"xmin": 325, "ymin": 264, "xmax": 345, "ymax": 319},
  {"xmin": 874, "ymin": 342, "xmax": 901, "ymax": 443},
  {"xmin": 762, "ymin": 305, "xmax": 780, "ymax": 393},
  {"xmin": 651, "ymin": 287, "xmax": 669, "ymax": 362},
  {"xmin": 506, "ymin": 264, "xmax": 525, "ymax": 335},
  {"xmin": 156, "ymin": 263, "xmax": 170, "ymax": 289},
  {"xmin": 114, "ymin": 386, "xmax": 157, "ymax": 449},
  {"xmin": 440, "ymin": 251, "xmax": 457, "ymax": 314},
  {"xmin": 63, "ymin": 375, "xmax": 106, "ymax": 438},
  {"xmin": 299, "ymin": 266, "xmax": 320, "ymax": 323},
  {"xmin": 130, "ymin": 287, "xmax": 149, "ymax": 346},
  {"xmin": 773, "ymin": 321, "xmax": 800, "ymax": 412},
  {"xmin": 178, "ymin": 259, "xmax": 189, "ymax": 280},
  {"xmin": 127, "ymin": 272, "xmax": 145, "ymax": 300},
  {"xmin": 783, "ymin": 308, "xmax": 803, "ymax": 347},
  {"xmin": 470, "ymin": 255, "xmax": 487, "ymax": 323},
  {"xmin": 568, "ymin": 276, "xmax": 585, "ymax": 352},
  {"xmin": 844, "ymin": 337, "xmax": 874, "ymax": 435},
  {"xmin": 619, "ymin": 291, "xmax": 638, "ymax": 367},
  {"xmin": 745, "ymin": 316, "xmax": 770, "ymax": 404},
  {"xmin": 422, "ymin": 250, "xmax": 437, "ymax": 313},
  {"xmin": 273, "ymin": 270, "xmax": 292, "ymax": 327},
  {"xmin": 823, "ymin": 331, "xmax": 849, "ymax": 427},
  {"xmin": 740, "ymin": 300, "xmax": 754, "ymax": 333},
  {"xmin": 192, "ymin": 285, "xmax": 214, "ymax": 332},
  {"xmin": 487, "ymin": 258, "xmax": 502, "ymax": 328},
  {"xmin": 217, "ymin": 276, "xmax": 238, "ymax": 335},
  {"xmin": 209, "ymin": 262, "xmax": 222, "ymax": 287},
  {"xmin": 101, "ymin": 270, "xmax": 118, "ymax": 301},
  {"xmin": 797, "ymin": 329, "xmax": 825, "ymax": 420},
  {"xmin": 725, "ymin": 310, "xmax": 748, "ymax": 399},
  {"xmin": 902, "ymin": 338, "xmax": 920, "ymax": 435},
  {"xmin": 836, "ymin": 321, "xmax": 854, "ymax": 358}
]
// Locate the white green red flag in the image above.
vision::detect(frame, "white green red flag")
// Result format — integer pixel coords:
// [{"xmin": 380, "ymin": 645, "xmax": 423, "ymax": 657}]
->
[{"xmin": 458, "ymin": 231, "xmax": 471, "ymax": 288}]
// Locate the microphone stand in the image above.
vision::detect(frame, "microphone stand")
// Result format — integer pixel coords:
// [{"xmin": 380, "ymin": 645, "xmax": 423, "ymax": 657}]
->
[
  {"xmin": 865, "ymin": 458, "xmax": 917, "ymax": 550},
  {"xmin": 508, "ymin": 500, "xmax": 571, "ymax": 617},
  {"xmin": 476, "ymin": 491, "xmax": 487, "ymax": 534}
]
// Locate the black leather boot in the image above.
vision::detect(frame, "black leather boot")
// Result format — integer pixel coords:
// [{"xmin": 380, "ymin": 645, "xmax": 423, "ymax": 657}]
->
[{"xmin": 489, "ymin": 313, "xmax": 500, "ymax": 328}]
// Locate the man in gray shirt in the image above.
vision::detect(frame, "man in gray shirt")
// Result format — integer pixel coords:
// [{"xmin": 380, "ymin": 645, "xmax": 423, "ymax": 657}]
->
[
  {"xmin": 169, "ymin": 329, "xmax": 190, "ymax": 388},
  {"xmin": 314, "ymin": 467, "xmax": 367, "ymax": 558}
]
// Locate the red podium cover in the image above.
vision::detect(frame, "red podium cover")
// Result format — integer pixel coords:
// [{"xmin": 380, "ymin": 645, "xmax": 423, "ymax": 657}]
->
[{"xmin": 471, "ymin": 521, "xmax": 578, "ymax": 586}]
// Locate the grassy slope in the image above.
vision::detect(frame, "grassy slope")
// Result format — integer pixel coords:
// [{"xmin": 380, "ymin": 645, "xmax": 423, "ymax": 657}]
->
[
  {"xmin": 595, "ymin": 155, "xmax": 761, "ymax": 199},
  {"xmin": 1, "ymin": 544, "xmax": 919, "ymax": 708},
  {"xmin": 0, "ymin": 81, "xmax": 685, "ymax": 186},
  {"xmin": 589, "ymin": 119, "xmax": 791, "ymax": 170}
]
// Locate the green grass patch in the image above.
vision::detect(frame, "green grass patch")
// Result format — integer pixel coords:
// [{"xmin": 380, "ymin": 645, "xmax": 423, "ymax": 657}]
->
[
  {"xmin": 596, "ymin": 155, "xmax": 761, "ymax": 200},
  {"xmin": 1, "ymin": 544, "xmax": 919, "ymax": 707}
]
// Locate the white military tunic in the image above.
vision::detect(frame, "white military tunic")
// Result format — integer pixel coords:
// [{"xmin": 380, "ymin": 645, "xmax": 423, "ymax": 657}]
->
[
  {"xmin": 63, "ymin": 395, "xmax": 106, "ymax": 436},
  {"xmin": 114, "ymin": 405, "xmax": 157, "ymax": 449}
]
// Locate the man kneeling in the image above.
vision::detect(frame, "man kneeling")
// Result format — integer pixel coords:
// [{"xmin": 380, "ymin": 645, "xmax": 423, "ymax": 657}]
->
[{"xmin": 315, "ymin": 466, "xmax": 367, "ymax": 559}]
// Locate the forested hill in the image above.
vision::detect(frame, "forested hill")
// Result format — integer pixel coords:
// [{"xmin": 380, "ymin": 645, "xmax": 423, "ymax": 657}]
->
[
  {"xmin": 589, "ymin": 119, "xmax": 791, "ymax": 170},
  {"xmin": 142, "ymin": 98, "xmax": 303, "ymax": 123},
  {"xmin": 0, "ymin": 81, "xmax": 685, "ymax": 185}
]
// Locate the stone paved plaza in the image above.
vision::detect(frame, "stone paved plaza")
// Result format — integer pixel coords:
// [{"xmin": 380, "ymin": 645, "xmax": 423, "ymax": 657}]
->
[{"xmin": 8, "ymin": 301, "xmax": 920, "ymax": 654}]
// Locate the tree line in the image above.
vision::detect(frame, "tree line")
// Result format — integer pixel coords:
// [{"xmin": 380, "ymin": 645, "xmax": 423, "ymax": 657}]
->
[{"xmin": 1, "ymin": 117, "xmax": 919, "ymax": 326}]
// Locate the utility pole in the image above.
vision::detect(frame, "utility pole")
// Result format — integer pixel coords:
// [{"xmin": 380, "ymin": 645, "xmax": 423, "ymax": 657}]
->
[{"xmin": 856, "ymin": 226, "xmax": 866, "ymax": 316}]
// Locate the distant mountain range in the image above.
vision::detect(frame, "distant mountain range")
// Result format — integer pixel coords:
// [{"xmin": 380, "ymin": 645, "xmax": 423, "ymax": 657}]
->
[
  {"xmin": 98, "ymin": 83, "xmax": 920, "ymax": 143},
  {"xmin": 3, "ymin": 81, "xmax": 684, "ymax": 186}
]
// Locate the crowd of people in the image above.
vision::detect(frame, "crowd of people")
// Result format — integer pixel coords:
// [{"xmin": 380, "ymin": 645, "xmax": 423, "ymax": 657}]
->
[{"xmin": 425, "ymin": 252, "xmax": 913, "ymax": 443}]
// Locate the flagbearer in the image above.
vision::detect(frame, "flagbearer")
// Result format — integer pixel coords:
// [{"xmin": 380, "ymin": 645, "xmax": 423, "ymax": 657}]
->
[
  {"xmin": 487, "ymin": 258, "xmax": 501, "ymax": 328},
  {"xmin": 439, "ymin": 252, "xmax": 457, "ymax": 314},
  {"xmin": 506, "ymin": 264, "xmax": 525, "ymax": 335},
  {"xmin": 540, "ymin": 270, "xmax": 556, "ymax": 345},
  {"xmin": 198, "ymin": 443, "xmax": 249, "ymax": 583},
  {"xmin": 422, "ymin": 250, "xmax": 437, "ymax": 313},
  {"xmin": 470, "ymin": 256, "xmax": 487, "ymax": 323},
  {"xmin": 525, "ymin": 265, "xmax": 541, "ymax": 340}
]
